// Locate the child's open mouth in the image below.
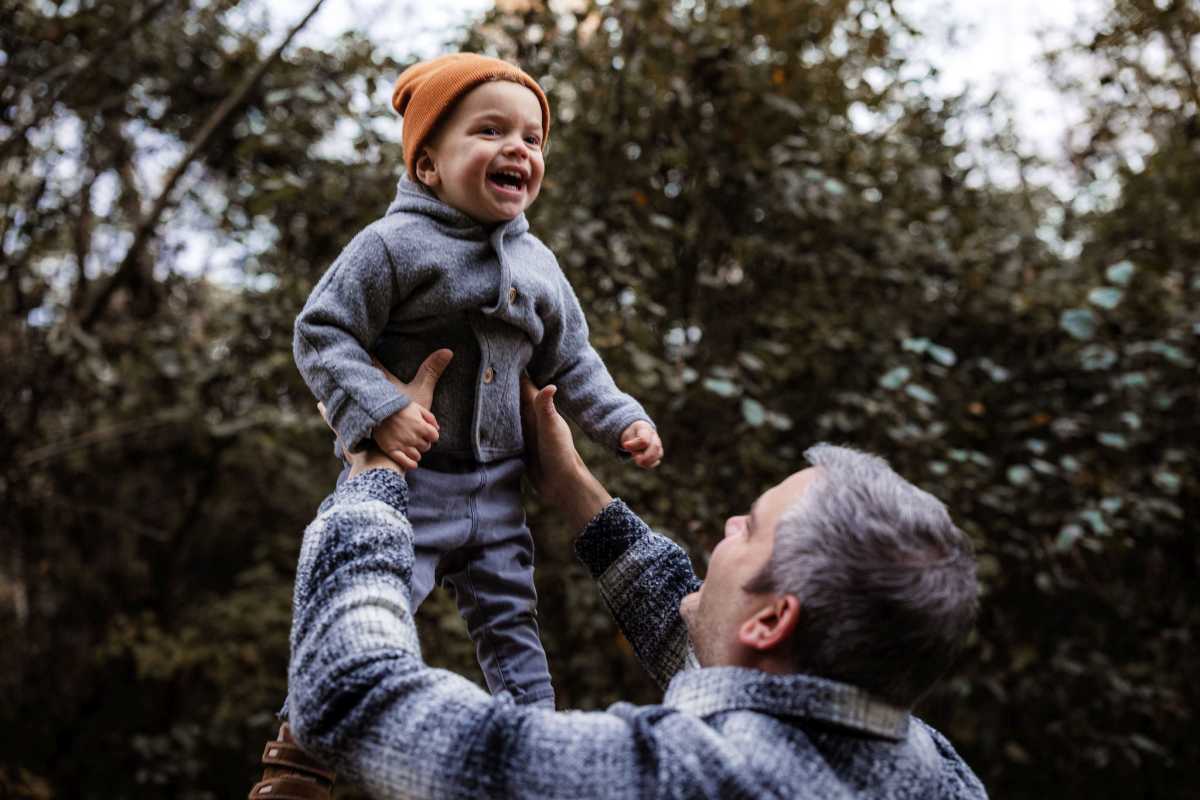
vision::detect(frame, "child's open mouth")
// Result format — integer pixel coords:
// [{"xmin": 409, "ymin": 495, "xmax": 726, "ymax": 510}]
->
[{"xmin": 488, "ymin": 170, "xmax": 526, "ymax": 193}]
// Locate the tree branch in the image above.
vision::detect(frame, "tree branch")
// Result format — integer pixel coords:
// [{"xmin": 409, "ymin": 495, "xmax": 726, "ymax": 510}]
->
[
  {"xmin": 80, "ymin": 0, "xmax": 329, "ymax": 330},
  {"xmin": 0, "ymin": 0, "xmax": 180, "ymax": 160},
  {"xmin": 1163, "ymin": 24, "xmax": 1200, "ymax": 114}
]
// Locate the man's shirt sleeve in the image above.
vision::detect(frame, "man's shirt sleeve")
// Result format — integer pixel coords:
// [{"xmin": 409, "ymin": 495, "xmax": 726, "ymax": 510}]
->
[
  {"xmin": 288, "ymin": 472, "xmax": 700, "ymax": 799},
  {"xmin": 574, "ymin": 500, "xmax": 702, "ymax": 689}
]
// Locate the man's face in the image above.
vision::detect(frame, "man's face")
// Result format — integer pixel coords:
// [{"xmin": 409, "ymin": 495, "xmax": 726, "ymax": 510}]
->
[
  {"xmin": 680, "ymin": 469, "xmax": 816, "ymax": 667},
  {"xmin": 418, "ymin": 80, "xmax": 545, "ymax": 224}
]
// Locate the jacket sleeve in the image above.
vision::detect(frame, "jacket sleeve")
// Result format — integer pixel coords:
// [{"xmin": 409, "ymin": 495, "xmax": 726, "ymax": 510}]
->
[
  {"xmin": 293, "ymin": 229, "xmax": 410, "ymax": 452},
  {"xmin": 287, "ymin": 472, "xmax": 717, "ymax": 800},
  {"xmin": 527, "ymin": 267, "xmax": 653, "ymax": 455},
  {"xmin": 574, "ymin": 500, "xmax": 701, "ymax": 689}
]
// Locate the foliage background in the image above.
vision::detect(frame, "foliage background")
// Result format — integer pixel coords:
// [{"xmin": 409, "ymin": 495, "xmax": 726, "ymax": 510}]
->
[{"xmin": 1, "ymin": 0, "xmax": 1196, "ymax": 797}]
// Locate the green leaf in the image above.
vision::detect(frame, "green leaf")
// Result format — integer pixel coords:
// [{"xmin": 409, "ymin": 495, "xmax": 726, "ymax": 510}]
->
[
  {"xmin": 1088, "ymin": 287, "xmax": 1123, "ymax": 310},
  {"xmin": 1080, "ymin": 509, "xmax": 1109, "ymax": 536},
  {"xmin": 736, "ymin": 352, "xmax": 765, "ymax": 372},
  {"xmin": 1055, "ymin": 524, "xmax": 1084, "ymax": 552},
  {"xmin": 702, "ymin": 377, "xmax": 739, "ymax": 398},
  {"xmin": 741, "ymin": 397, "xmax": 766, "ymax": 427},
  {"xmin": 1153, "ymin": 470, "xmax": 1181, "ymax": 495},
  {"xmin": 879, "ymin": 366, "xmax": 910, "ymax": 389},
  {"xmin": 766, "ymin": 411, "xmax": 794, "ymax": 431},
  {"xmin": 905, "ymin": 384, "xmax": 938, "ymax": 404},
  {"xmin": 927, "ymin": 344, "xmax": 957, "ymax": 367},
  {"xmin": 1105, "ymin": 260, "xmax": 1135, "ymax": 286},
  {"xmin": 1007, "ymin": 464, "xmax": 1034, "ymax": 486},
  {"xmin": 1079, "ymin": 344, "xmax": 1116, "ymax": 370},
  {"xmin": 1059, "ymin": 308, "xmax": 1097, "ymax": 340}
]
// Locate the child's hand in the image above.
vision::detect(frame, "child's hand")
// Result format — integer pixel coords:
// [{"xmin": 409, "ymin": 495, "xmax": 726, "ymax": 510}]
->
[
  {"xmin": 620, "ymin": 421, "xmax": 663, "ymax": 469},
  {"xmin": 374, "ymin": 402, "xmax": 439, "ymax": 472},
  {"xmin": 319, "ymin": 402, "xmax": 403, "ymax": 478}
]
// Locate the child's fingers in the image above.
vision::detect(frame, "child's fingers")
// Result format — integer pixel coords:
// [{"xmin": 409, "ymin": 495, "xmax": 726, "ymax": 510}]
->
[
  {"xmin": 420, "ymin": 406, "xmax": 439, "ymax": 430},
  {"xmin": 388, "ymin": 446, "xmax": 420, "ymax": 471},
  {"xmin": 645, "ymin": 437, "xmax": 663, "ymax": 463},
  {"xmin": 629, "ymin": 435, "xmax": 663, "ymax": 468}
]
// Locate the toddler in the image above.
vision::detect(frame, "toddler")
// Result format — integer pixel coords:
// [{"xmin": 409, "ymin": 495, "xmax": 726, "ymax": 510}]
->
[{"xmin": 293, "ymin": 54, "xmax": 662, "ymax": 708}]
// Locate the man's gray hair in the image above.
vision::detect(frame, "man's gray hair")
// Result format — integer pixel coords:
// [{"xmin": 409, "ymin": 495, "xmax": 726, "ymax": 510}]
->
[{"xmin": 745, "ymin": 443, "xmax": 978, "ymax": 708}]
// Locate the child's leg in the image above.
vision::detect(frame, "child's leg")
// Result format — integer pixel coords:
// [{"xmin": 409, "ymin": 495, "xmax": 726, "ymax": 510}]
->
[
  {"xmin": 404, "ymin": 464, "xmax": 477, "ymax": 608},
  {"xmin": 438, "ymin": 456, "xmax": 554, "ymax": 708},
  {"xmin": 281, "ymin": 460, "xmax": 464, "ymax": 722}
]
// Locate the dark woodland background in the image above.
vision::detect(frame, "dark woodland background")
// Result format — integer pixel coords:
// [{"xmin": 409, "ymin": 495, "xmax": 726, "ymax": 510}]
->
[{"xmin": 1, "ymin": 0, "xmax": 1197, "ymax": 797}]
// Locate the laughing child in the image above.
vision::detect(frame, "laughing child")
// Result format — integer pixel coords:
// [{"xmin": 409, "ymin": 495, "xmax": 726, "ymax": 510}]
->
[{"xmin": 292, "ymin": 54, "xmax": 662, "ymax": 708}]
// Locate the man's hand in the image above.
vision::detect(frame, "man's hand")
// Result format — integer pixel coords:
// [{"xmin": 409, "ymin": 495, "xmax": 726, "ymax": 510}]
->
[
  {"xmin": 370, "ymin": 350, "xmax": 454, "ymax": 471},
  {"xmin": 520, "ymin": 377, "xmax": 612, "ymax": 531},
  {"xmin": 374, "ymin": 350, "xmax": 452, "ymax": 411},
  {"xmin": 620, "ymin": 420, "xmax": 663, "ymax": 469}
]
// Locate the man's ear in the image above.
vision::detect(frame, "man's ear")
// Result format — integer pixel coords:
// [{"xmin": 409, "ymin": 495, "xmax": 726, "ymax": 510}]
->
[
  {"xmin": 414, "ymin": 148, "xmax": 439, "ymax": 188},
  {"xmin": 738, "ymin": 594, "xmax": 800, "ymax": 652}
]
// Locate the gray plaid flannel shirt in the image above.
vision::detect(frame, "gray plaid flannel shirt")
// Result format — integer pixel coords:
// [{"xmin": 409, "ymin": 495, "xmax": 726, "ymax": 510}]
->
[{"xmin": 288, "ymin": 469, "xmax": 987, "ymax": 799}]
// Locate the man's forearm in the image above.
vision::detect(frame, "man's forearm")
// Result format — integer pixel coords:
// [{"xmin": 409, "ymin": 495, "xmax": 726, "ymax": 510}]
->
[
  {"xmin": 574, "ymin": 500, "xmax": 702, "ymax": 689},
  {"xmin": 557, "ymin": 461, "xmax": 613, "ymax": 532}
]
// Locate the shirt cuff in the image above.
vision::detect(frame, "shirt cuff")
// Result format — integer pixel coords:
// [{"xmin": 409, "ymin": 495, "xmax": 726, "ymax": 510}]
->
[
  {"xmin": 574, "ymin": 498, "xmax": 652, "ymax": 577},
  {"xmin": 333, "ymin": 468, "xmax": 409, "ymax": 516}
]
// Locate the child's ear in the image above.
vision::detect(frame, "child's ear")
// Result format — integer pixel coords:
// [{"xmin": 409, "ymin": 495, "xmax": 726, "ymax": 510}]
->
[{"xmin": 414, "ymin": 149, "xmax": 439, "ymax": 188}]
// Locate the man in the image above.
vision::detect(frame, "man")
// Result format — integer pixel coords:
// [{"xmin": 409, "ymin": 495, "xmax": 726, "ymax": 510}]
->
[{"xmin": 265, "ymin": 350, "xmax": 986, "ymax": 799}]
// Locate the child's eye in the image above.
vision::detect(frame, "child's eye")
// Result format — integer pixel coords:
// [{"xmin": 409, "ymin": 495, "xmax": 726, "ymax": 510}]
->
[
  {"xmin": 480, "ymin": 127, "xmax": 500, "ymax": 136},
  {"xmin": 524, "ymin": 135, "xmax": 542, "ymax": 147}
]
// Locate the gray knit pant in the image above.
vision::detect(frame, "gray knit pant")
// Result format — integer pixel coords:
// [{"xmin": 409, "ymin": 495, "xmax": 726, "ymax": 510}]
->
[
  {"xmin": 403, "ymin": 455, "xmax": 554, "ymax": 708},
  {"xmin": 282, "ymin": 455, "xmax": 553, "ymax": 723}
]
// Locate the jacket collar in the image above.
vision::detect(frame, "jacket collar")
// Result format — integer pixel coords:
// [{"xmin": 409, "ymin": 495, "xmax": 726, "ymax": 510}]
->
[
  {"xmin": 386, "ymin": 175, "xmax": 530, "ymax": 241},
  {"xmin": 663, "ymin": 667, "xmax": 911, "ymax": 741}
]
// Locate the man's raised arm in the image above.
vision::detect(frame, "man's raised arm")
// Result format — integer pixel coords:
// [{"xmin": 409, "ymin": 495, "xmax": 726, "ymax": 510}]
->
[{"xmin": 520, "ymin": 381, "xmax": 700, "ymax": 688}]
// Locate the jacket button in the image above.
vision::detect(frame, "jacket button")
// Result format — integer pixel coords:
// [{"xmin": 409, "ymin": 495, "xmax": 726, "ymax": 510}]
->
[
  {"xmin": 482, "ymin": 366, "xmax": 495, "ymax": 384},
  {"xmin": 507, "ymin": 286, "xmax": 518, "ymax": 304}
]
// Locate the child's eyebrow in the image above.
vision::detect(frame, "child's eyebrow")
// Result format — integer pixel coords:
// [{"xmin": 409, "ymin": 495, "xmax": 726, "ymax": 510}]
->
[{"xmin": 469, "ymin": 109, "xmax": 542, "ymax": 130}]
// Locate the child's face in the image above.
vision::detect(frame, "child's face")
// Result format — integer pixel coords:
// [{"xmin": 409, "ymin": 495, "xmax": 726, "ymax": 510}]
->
[{"xmin": 416, "ymin": 81, "xmax": 545, "ymax": 225}]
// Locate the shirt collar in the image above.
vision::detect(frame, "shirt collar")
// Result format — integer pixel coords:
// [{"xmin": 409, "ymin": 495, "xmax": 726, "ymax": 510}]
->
[{"xmin": 663, "ymin": 667, "xmax": 911, "ymax": 741}]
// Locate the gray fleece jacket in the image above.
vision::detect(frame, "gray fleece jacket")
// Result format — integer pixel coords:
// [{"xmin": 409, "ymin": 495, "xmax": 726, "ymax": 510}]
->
[{"xmin": 294, "ymin": 176, "xmax": 651, "ymax": 462}]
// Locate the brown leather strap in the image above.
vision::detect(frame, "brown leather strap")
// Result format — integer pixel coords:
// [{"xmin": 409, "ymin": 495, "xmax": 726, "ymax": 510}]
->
[
  {"xmin": 260, "ymin": 741, "xmax": 336, "ymax": 782},
  {"xmin": 248, "ymin": 775, "xmax": 332, "ymax": 800},
  {"xmin": 247, "ymin": 723, "xmax": 335, "ymax": 800}
]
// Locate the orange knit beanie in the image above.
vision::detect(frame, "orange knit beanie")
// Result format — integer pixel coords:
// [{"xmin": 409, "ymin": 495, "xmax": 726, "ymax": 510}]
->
[{"xmin": 392, "ymin": 53, "xmax": 551, "ymax": 178}]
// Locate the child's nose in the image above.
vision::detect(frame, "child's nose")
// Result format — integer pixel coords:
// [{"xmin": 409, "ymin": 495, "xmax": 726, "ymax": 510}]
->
[{"xmin": 502, "ymin": 135, "xmax": 527, "ymax": 155}]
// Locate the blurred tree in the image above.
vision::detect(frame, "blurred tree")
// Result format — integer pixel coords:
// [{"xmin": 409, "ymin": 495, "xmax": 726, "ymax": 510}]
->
[
  {"xmin": 1, "ymin": 0, "xmax": 405, "ymax": 795},
  {"xmin": 0, "ymin": 0, "xmax": 1195, "ymax": 797}
]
